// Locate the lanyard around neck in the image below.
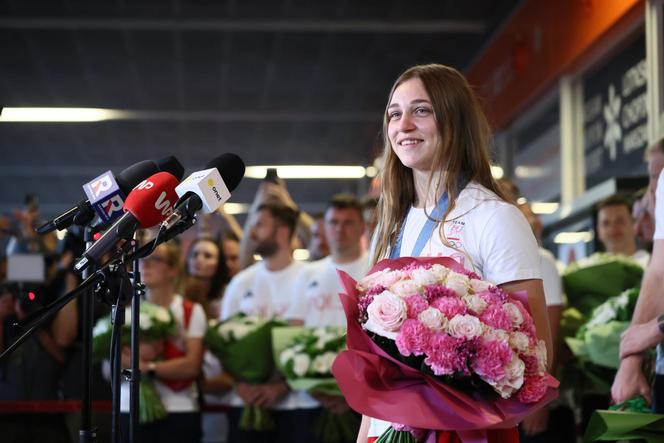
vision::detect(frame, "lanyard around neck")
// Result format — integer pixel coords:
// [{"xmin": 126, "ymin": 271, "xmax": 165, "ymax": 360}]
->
[{"xmin": 389, "ymin": 192, "xmax": 450, "ymax": 259}]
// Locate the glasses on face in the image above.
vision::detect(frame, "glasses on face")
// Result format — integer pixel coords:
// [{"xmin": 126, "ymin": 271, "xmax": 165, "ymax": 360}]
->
[{"xmin": 142, "ymin": 255, "xmax": 170, "ymax": 265}]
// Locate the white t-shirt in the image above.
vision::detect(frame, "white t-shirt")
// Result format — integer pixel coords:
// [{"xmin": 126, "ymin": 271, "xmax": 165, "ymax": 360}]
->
[
  {"xmin": 368, "ymin": 182, "xmax": 542, "ymax": 437},
  {"xmin": 655, "ymin": 171, "xmax": 664, "ymax": 240},
  {"xmin": 201, "ymin": 351, "xmax": 229, "ymax": 443},
  {"xmin": 219, "ymin": 260, "xmax": 318, "ymax": 410},
  {"xmin": 120, "ymin": 295, "xmax": 207, "ymax": 413},
  {"xmin": 288, "ymin": 253, "xmax": 370, "ymax": 327},
  {"xmin": 539, "ymin": 248, "xmax": 563, "ymax": 307}
]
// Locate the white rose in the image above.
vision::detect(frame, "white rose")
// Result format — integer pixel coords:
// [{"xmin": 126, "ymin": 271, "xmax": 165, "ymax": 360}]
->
[
  {"xmin": 312, "ymin": 351, "xmax": 337, "ymax": 374},
  {"xmin": 504, "ymin": 354, "xmax": 525, "ymax": 381},
  {"xmin": 429, "ymin": 264, "xmax": 449, "ymax": 282},
  {"xmin": 315, "ymin": 332, "xmax": 336, "ymax": 349},
  {"xmin": 492, "ymin": 355, "xmax": 525, "ymax": 399},
  {"xmin": 410, "ymin": 268, "xmax": 439, "ymax": 287},
  {"xmin": 447, "ymin": 314, "xmax": 482, "ymax": 339},
  {"xmin": 464, "ymin": 295, "xmax": 487, "ymax": 314},
  {"xmin": 483, "ymin": 328, "xmax": 509, "ymax": 343},
  {"xmin": 389, "ymin": 280, "xmax": 420, "ymax": 298},
  {"xmin": 139, "ymin": 313, "xmax": 152, "ymax": 330},
  {"xmin": 509, "ymin": 331, "xmax": 530, "ymax": 353},
  {"xmin": 357, "ymin": 269, "xmax": 403, "ymax": 291},
  {"xmin": 93, "ymin": 321, "xmax": 110, "ymax": 337},
  {"xmin": 418, "ymin": 307, "xmax": 447, "ymax": 331},
  {"xmin": 535, "ymin": 340, "xmax": 548, "ymax": 373},
  {"xmin": 444, "ymin": 272, "xmax": 470, "ymax": 297},
  {"xmin": 233, "ymin": 324, "xmax": 252, "ymax": 340},
  {"xmin": 154, "ymin": 307, "xmax": 171, "ymax": 324},
  {"xmin": 292, "ymin": 354, "xmax": 311, "ymax": 377},
  {"xmin": 280, "ymin": 348, "xmax": 296, "ymax": 366},
  {"xmin": 366, "ymin": 291, "xmax": 408, "ymax": 332},
  {"xmin": 470, "ymin": 279, "xmax": 493, "ymax": 294},
  {"xmin": 502, "ymin": 303, "xmax": 523, "ymax": 327}
]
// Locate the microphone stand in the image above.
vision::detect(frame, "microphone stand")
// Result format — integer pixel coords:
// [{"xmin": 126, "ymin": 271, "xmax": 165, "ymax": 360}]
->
[
  {"xmin": 1, "ymin": 213, "xmax": 199, "ymax": 443},
  {"xmin": 128, "ymin": 235, "xmax": 143, "ymax": 443},
  {"xmin": 80, "ymin": 226, "xmax": 97, "ymax": 443}
]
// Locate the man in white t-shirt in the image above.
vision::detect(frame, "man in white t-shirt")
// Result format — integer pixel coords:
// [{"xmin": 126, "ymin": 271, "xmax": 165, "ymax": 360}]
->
[
  {"xmin": 596, "ymin": 195, "xmax": 650, "ymax": 268},
  {"xmin": 290, "ymin": 194, "xmax": 369, "ymax": 327},
  {"xmin": 613, "ymin": 169, "xmax": 664, "ymax": 411},
  {"xmin": 220, "ymin": 203, "xmax": 318, "ymax": 443}
]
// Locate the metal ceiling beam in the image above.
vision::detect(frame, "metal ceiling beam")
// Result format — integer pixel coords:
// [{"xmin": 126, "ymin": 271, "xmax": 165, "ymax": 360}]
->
[{"xmin": 0, "ymin": 17, "xmax": 485, "ymax": 34}]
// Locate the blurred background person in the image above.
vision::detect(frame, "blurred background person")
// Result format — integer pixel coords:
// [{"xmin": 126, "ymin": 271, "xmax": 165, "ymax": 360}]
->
[{"xmin": 120, "ymin": 240, "xmax": 206, "ymax": 443}]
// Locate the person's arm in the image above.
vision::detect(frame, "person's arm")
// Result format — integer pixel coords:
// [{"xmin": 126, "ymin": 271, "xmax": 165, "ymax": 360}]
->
[
  {"xmin": 357, "ymin": 415, "xmax": 371, "ymax": 443},
  {"xmin": 499, "ymin": 279, "xmax": 553, "ymax": 368},
  {"xmin": 611, "ymin": 238, "xmax": 664, "ymax": 404},
  {"xmin": 144, "ymin": 336, "xmax": 204, "ymax": 380},
  {"xmin": 202, "ymin": 371, "xmax": 235, "ymax": 394}
]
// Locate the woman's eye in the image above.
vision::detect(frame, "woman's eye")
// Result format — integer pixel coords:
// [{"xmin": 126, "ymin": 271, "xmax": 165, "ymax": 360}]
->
[
  {"xmin": 415, "ymin": 107, "xmax": 432, "ymax": 115},
  {"xmin": 388, "ymin": 111, "xmax": 401, "ymax": 120}
]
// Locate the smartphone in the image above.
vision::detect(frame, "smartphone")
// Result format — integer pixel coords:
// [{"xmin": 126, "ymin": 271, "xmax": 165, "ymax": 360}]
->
[{"xmin": 264, "ymin": 168, "xmax": 280, "ymax": 184}]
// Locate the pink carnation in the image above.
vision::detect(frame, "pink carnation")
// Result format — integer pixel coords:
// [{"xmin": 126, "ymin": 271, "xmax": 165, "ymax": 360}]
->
[
  {"xmin": 404, "ymin": 295, "xmax": 429, "ymax": 318},
  {"xmin": 423, "ymin": 332, "xmax": 466, "ymax": 376},
  {"xmin": 403, "ymin": 262, "xmax": 431, "ymax": 273},
  {"xmin": 479, "ymin": 304, "xmax": 512, "ymax": 331},
  {"xmin": 460, "ymin": 269, "xmax": 481, "ymax": 280},
  {"xmin": 517, "ymin": 375, "xmax": 548, "ymax": 403},
  {"xmin": 431, "ymin": 297, "xmax": 467, "ymax": 319},
  {"xmin": 479, "ymin": 286, "xmax": 508, "ymax": 304},
  {"xmin": 357, "ymin": 293, "xmax": 374, "ymax": 322},
  {"xmin": 471, "ymin": 339, "xmax": 513, "ymax": 382},
  {"xmin": 366, "ymin": 285, "xmax": 386, "ymax": 296},
  {"xmin": 396, "ymin": 319, "xmax": 431, "ymax": 356},
  {"xmin": 425, "ymin": 284, "xmax": 457, "ymax": 303},
  {"xmin": 521, "ymin": 354, "xmax": 539, "ymax": 376}
]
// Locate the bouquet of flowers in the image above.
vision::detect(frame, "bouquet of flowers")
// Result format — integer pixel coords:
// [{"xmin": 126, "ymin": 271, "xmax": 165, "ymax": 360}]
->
[
  {"xmin": 92, "ymin": 301, "xmax": 176, "ymax": 423},
  {"xmin": 563, "ymin": 253, "xmax": 643, "ymax": 317},
  {"xmin": 205, "ymin": 313, "xmax": 287, "ymax": 431},
  {"xmin": 332, "ymin": 257, "xmax": 558, "ymax": 443},
  {"xmin": 273, "ymin": 326, "xmax": 359, "ymax": 443},
  {"xmin": 584, "ymin": 396, "xmax": 664, "ymax": 442}
]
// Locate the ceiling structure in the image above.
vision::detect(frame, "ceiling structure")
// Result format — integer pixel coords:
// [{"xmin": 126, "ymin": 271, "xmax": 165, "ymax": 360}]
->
[{"xmin": 0, "ymin": 0, "xmax": 519, "ymax": 220}]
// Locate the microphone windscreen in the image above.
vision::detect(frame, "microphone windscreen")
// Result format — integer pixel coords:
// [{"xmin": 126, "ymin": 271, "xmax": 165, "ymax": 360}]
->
[
  {"xmin": 157, "ymin": 155, "xmax": 185, "ymax": 181},
  {"xmin": 115, "ymin": 160, "xmax": 159, "ymax": 195},
  {"xmin": 124, "ymin": 172, "xmax": 180, "ymax": 228},
  {"xmin": 205, "ymin": 153, "xmax": 245, "ymax": 192}
]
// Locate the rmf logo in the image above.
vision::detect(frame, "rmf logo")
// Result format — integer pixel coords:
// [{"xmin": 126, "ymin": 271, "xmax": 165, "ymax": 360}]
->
[{"xmin": 207, "ymin": 178, "xmax": 222, "ymax": 202}]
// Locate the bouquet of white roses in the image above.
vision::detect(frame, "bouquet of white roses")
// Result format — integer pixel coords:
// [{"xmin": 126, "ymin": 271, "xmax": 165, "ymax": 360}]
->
[
  {"xmin": 92, "ymin": 301, "xmax": 176, "ymax": 423},
  {"xmin": 205, "ymin": 313, "xmax": 286, "ymax": 431},
  {"xmin": 274, "ymin": 326, "xmax": 359, "ymax": 443}
]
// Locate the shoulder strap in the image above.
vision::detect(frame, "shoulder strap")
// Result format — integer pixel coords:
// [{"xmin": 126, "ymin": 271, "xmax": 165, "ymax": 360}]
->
[{"xmin": 181, "ymin": 297, "xmax": 194, "ymax": 330}]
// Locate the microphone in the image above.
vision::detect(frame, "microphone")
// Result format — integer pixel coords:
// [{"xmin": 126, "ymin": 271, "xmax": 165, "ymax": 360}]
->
[
  {"xmin": 160, "ymin": 153, "xmax": 245, "ymax": 231},
  {"xmin": 83, "ymin": 160, "xmax": 160, "ymax": 225},
  {"xmin": 157, "ymin": 155, "xmax": 185, "ymax": 181},
  {"xmin": 37, "ymin": 160, "xmax": 160, "ymax": 234},
  {"xmin": 74, "ymin": 171, "xmax": 180, "ymax": 273}
]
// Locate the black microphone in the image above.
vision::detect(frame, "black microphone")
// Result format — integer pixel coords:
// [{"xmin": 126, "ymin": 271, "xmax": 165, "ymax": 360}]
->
[
  {"xmin": 160, "ymin": 153, "xmax": 245, "ymax": 231},
  {"xmin": 36, "ymin": 160, "xmax": 159, "ymax": 234}
]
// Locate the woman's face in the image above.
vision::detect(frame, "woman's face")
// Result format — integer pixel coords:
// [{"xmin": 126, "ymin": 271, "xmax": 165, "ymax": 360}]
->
[
  {"xmin": 188, "ymin": 240, "xmax": 219, "ymax": 280},
  {"xmin": 140, "ymin": 245, "xmax": 176, "ymax": 289},
  {"xmin": 387, "ymin": 77, "xmax": 439, "ymax": 174}
]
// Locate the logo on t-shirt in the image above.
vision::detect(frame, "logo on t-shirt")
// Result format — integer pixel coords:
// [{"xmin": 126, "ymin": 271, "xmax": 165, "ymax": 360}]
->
[{"xmin": 242, "ymin": 290, "xmax": 254, "ymax": 299}]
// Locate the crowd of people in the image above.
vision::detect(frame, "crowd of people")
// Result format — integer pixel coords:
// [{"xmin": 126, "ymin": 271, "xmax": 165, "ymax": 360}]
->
[{"xmin": 1, "ymin": 63, "xmax": 664, "ymax": 443}]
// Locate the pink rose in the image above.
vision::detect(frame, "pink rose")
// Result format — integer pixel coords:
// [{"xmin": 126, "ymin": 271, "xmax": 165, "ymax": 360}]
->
[
  {"xmin": 410, "ymin": 267, "xmax": 439, "ymax": 287},
  {"xmin": 463, "ymin": 294, "xmax": 488, "ymax": 314},
  {"xmin": 418, "ymin": 307, "xmax": 447, "ymax": 331},
  {"xmin": 447, "ymin": 314, "xmax": 483, "ymax": 339},
  {"xmin": 358, "ymin": 269, "xmax": 403, "ymax": 291},
  {"xmin": 366, "ymin": 291, "xmax": 407, "ymax": 332},
  {"xmin": 390, "ymin": 280, "xmax": 420, "ymax": 298},
  {"xmin": 502, "ymin": 303, "xmax": 524, "ymax": 327},
  {"xmin": 470, "ymin": 279, "xmax": 494, "ymax": 294},
  {"xmin": 444, "ymin": 272, "xmax": 470, "ymax": 297}
]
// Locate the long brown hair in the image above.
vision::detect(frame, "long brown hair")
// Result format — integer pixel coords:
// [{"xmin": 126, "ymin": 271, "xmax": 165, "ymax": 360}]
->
[{"xmin": 371, "ymin": 64, "xmax": 507, "ymax": 264}]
